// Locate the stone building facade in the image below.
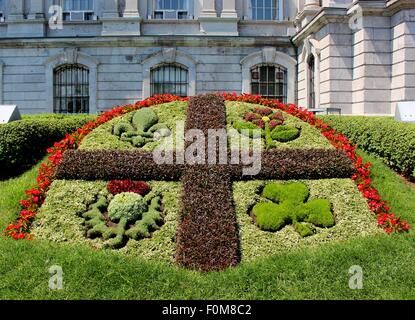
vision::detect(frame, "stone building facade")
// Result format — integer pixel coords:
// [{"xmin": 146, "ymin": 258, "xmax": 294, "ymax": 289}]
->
[{"xmin": 0, "ymin": 0, "xmax": 413, "ymax": 115}]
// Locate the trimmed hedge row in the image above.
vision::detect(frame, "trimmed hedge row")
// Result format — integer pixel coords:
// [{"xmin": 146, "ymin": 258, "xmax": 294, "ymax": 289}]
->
[
  {"xmin": 0, "ymin": 114, "xmax": 96, "ymax": 179},
  {"xmin": 320, "ymin": 116, "xmax": 415, "ymax": 178},
  {"xmin": 55, "ymin": 148, "xmax": 354, "ymax": 182}
]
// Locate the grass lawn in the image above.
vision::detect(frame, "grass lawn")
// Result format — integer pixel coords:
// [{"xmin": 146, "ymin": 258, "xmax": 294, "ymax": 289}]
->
[{"xmin": 0, "ymin": 151, "xmax": 414, "ymax": 300}]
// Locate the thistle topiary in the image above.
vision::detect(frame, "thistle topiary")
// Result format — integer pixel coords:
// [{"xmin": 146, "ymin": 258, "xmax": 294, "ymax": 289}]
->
[
  {"xmin": 107, "ymin": 192, "xmax": 147, "ymax": 223},
  {"xmin": 126, "ymin": 196, "xmax": 163, "ymax": 240}
]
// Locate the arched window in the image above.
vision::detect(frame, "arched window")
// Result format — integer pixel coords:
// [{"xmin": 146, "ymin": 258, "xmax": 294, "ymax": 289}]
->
[
  {"xmin": 251, "ymin": 64, "xmax": 287, "ymax": 103},
  {"xmin": 150, "ymin": 64, "xmax": 188, "ymax": 97},
  {"xmin": 53, "ymin": 64, "xmax": 90, "ymax": 113},
  {"xmin": 308, "ymin": 55, "xmax": 316, "ymax": 109}
]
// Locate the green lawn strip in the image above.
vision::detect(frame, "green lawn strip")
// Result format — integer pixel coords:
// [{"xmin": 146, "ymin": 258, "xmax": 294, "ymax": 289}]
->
[
  {"xmin": 358, "ymin": 150, "xmax": 415, "ymax": 224},
  {"xmin": 0, "ymin": 150, "xmax": 414, "ymax": 299}
]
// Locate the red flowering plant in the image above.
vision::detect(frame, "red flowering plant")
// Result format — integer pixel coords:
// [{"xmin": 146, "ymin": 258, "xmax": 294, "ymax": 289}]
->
[
  {"xmin": 5, "ymin": 92, "xmax": 410, "ymax": 239},
  {"xmin": 107, "ymin": 180, "xmax": 151, "ymax": 196}
]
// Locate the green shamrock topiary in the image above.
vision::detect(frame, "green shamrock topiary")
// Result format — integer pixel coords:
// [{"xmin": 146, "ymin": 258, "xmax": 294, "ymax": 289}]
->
[{"xmin": 252, "ymin": 182, "xmax": 334, "ymax": 237}]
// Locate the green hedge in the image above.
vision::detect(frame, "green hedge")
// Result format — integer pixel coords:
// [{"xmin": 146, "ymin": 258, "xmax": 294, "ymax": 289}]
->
[
  {"xmin": 0, "ymin": 114, "xmax": 96, "ymax": 179},
  {"xmin": 320, "ymin": 116, "xmax": 415, "ymax": 178}
]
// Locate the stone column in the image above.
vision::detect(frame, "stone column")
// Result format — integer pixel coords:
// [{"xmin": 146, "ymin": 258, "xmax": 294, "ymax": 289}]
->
[
  {"xmin": 103, "ymin": 0, "xmax": 119, "ymax": 19},
  {"xmin": 305, "ymin": 0, "xmax": 320, "ymax": 8},
  {"xmin": 102, "ymin": 0, "xmax": 141, "ymax": 36},
  {"xmin": 200, "ymin": 0, "xmax": 217, "ymax": 18},
  {"xmin": 28, "ymin": 0, "xmax": 45, "ymax": 19},
  {"xmin": 9, "ymin": 0, "xmax": 24, "ymax": 20},
  {"xmin": 123, "ymin": 0, "xmax": 140, "ymax": 18},
  {"xmin": 221, "ymin": 0, "xmax": 237, "ymax": 18}
]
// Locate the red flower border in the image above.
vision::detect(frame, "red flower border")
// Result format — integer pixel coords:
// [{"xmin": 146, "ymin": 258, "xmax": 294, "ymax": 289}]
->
[{"xmin": 4, "ymin": 93, "xmax": 410, "ymax": 239}]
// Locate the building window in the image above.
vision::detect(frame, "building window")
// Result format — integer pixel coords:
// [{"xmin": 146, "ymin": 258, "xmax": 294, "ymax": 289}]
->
[
  {"xmin": 251, "ymin": 0, "xmax": 278, "ymax": 20},
  {"xmin": 150, "ymin": 64, "xmax": 188, "ymax": 97},
  {"xmin": 63, "ymin": 0, "xmax": 94, "ymax": 21},
  {"xmin": 251, "ymin": 64, "xmax": 287, "ymax": 103},
  {"xmin": 53, "ymin": 64, "xmax": 90, "ymax": 113},
  {"xmin": 154, "ymin": 0, "xmax": 188, "ymax": 19},
  {"xmin": 308, "ymin": 55, "xmax": 316, "ymax": 109}
]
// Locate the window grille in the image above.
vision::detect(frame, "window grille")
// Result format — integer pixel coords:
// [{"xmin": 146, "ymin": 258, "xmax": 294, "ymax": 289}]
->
[
  {"xmin": 53, "ymin": 64, "xmax": 90, "ymax": 114},
  {"xmin": 251, "ymin": 64, "xmax": 287, "ymax": 103},
  {"xmin": 150, "ymin": 64, "xmax": 188, "ymax": 97}
]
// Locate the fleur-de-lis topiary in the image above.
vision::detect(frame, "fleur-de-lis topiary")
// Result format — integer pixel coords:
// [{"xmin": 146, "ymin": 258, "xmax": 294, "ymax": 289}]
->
[
  {"xmin": 113, "ymin": 108, "xmax": 171, "ymax": 147},
  {"xmin": 233, "ymin": 107, "xmax": 300, "ymax": 149},
  {"xmin": 252, "ymin": 182, "xmax": 334, "ymax": 237}
]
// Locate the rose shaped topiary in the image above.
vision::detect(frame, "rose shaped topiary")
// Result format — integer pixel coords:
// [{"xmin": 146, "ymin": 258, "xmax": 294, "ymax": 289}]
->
[{"xmin": 107, "ymin": 192, "xmax": 147, "ymax": 223}]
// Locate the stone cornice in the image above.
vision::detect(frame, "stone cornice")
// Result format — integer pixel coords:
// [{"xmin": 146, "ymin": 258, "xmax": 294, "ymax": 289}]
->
[
  {"xmin": 0, "ymin": 35, "xmax": 292, "ymax": 48},
  {"xmin": 292, "ymin": 0, "xmax": 415, "ymax": 45},
  {"xmin": 292, "ymin": 7, "xmax": 349, "ymax": 45},
  {"xmin": 386, "ymin": 0, "xmax": 415, "ymax": 15}
]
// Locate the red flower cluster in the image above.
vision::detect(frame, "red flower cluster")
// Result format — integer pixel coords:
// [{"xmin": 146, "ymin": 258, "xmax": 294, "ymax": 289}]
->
[
  {"xmin": 107, "ymin": 180, "xmax": 151, "ymax": 196},
  {"xmin": 222, "ymin": 92, "xmax": 410, "ymax": 234},
  {"xmin": 5, "ymin": 94, "xmax": 186, "ymax": 240},
  {"xmin": 5, "ymin": 92, "xmax": 410, "ymax": 239}
]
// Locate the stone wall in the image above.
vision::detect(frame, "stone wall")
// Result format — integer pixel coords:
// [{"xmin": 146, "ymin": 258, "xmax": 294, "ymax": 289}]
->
[
  {"xmin": 352, "ymin": 15, "xmax": 392, "ymax": 115},
  {"xmin": 0, "ymin": 41, "xmax": 295, "ymax": 113},
  {"xmin": 391, "ymin": 8, "xmax": 415, "ymax": 114}
]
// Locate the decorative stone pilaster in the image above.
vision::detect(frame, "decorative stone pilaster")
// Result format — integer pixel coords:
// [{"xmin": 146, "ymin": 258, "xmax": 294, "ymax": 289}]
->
[
  {"xmin": 199, "ymin": 0, "xmax": 238, "ymax": 36},
  {"xmin": 102, "ymin": 0, "xmax": 141, "ymax": 36},
  {"xmin": 8, "ymin": 0, "xmax": 24, "ymax": 21},
  {"xmin": 221, "ymin": 0, "xmax": 237, "ymax": 19},
  {"xmin": 200, "ymin": 0, "xmax": 217, "ymax": 18},
  {"xmin": 123, "ymin": 0, "xmax": 140, "ymax": 18},
  {"xmin": 28, "ymin": 0, "xmax": 45, "ymax": 19},
  {"xmin": 7, "ymin": 0, "xmax": 46, "ymax": 37}
]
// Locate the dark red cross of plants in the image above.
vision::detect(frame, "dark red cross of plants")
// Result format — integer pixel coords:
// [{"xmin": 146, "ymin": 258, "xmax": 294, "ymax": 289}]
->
[
  {"xmin": 6, "ymin": 93, "xmax": 410, "ymax": 272},
  {"xmin": 55, "ymin": 94, "xmax": 354, "ymax": 271}
]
